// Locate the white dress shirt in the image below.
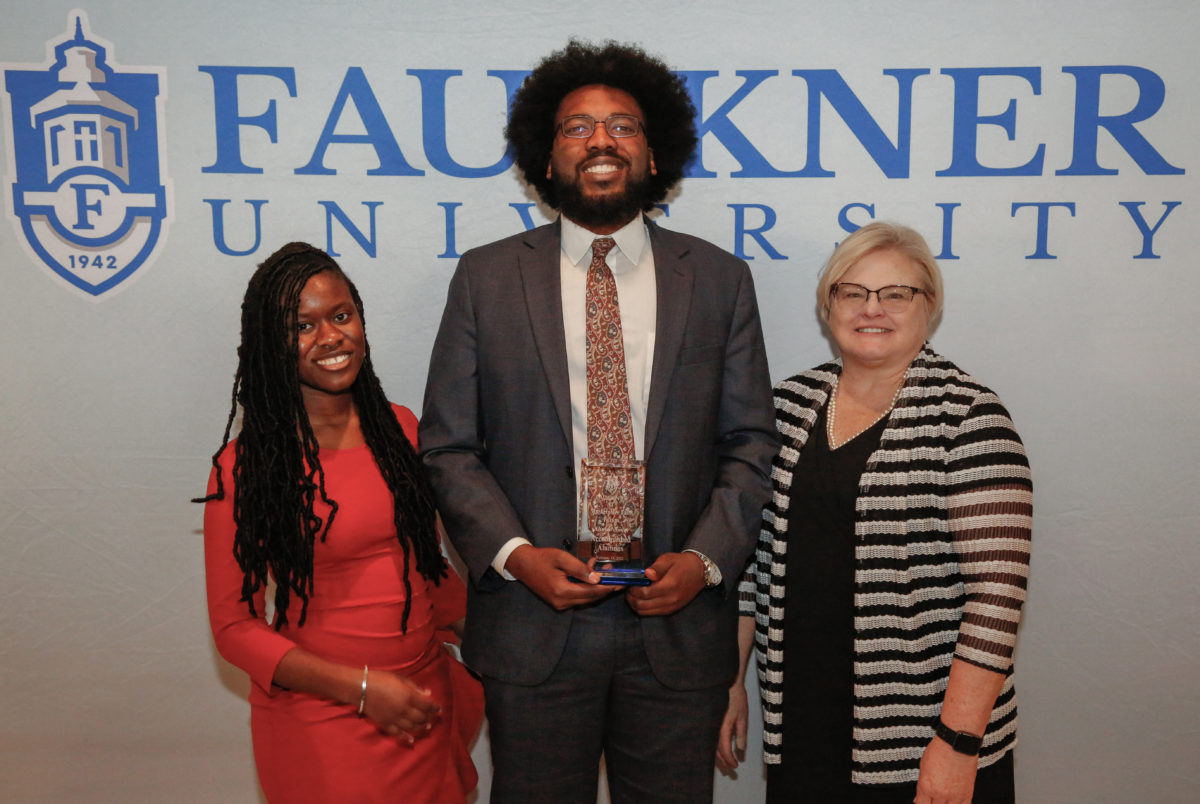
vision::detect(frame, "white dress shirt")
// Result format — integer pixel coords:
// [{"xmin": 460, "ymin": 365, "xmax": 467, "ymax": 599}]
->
[{"xmin": 491, "ymin": 215, "xmax": 656, "ymax": 575}]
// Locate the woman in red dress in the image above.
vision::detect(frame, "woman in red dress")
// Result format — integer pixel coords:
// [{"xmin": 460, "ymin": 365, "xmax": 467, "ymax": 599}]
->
[{"xmin": 198, "ymin": 242, "xmax": 482, "ymax": 802}]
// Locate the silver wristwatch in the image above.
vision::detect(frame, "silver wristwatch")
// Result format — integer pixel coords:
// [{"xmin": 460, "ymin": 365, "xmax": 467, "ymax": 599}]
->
[{"xmin": 686, "ymin": 550, "xmax": 721, "ymax": 587}]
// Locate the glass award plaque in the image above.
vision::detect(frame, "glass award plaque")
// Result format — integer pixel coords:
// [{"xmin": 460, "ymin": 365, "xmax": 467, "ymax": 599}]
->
[{"xmin": 577, "ymin": 459, "xmax": 647, "ymax": 584}]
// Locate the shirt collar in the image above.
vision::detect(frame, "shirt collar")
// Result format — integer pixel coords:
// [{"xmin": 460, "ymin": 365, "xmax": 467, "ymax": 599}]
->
[{"xmin": 560, "ymin": 214, "xmax": 648, "ymax": 274}]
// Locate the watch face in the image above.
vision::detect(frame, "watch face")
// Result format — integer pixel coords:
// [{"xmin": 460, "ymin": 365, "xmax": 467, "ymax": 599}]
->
[{"xmin": 935, "ymin": 719, "xmax": 982, "ymax": 755}]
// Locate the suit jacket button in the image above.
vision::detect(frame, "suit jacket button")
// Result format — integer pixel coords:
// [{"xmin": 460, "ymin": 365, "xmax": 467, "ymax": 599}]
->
[{"xmin": 565, "ymin": 465, "xmax": 574, "ymax": 479}]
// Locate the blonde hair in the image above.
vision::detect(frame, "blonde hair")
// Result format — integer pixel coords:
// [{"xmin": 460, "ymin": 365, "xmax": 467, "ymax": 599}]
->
[{"xmin": 816, "ymin": 221, "xmax": 944, "ymax": 322}]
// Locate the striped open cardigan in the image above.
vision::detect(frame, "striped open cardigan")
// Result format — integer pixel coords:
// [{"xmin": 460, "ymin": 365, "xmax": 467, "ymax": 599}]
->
[{"xmin": 740, "ymin": 345, "xmax": 1032, "ymax": 783}]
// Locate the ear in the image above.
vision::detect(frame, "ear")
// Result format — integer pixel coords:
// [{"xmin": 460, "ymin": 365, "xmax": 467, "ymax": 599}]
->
[
  {"xmin": 649, "ymin": 148, "xmax": 657, "ymax": 175},
  {"xmin": 546, "ymin": 159, "xmax": 553, "ymax": 180}
]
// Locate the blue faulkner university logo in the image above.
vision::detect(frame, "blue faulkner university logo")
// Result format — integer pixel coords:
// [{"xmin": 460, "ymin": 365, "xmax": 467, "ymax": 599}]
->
[{"xmin": 2, "ymin": 11, "xmax": 172, "ymax": 299}]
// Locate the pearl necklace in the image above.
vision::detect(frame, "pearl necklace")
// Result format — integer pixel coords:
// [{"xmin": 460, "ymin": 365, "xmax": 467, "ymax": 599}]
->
[{"xmin": 826, "ymin": 376, "xmax": 903, "ymax": 450}]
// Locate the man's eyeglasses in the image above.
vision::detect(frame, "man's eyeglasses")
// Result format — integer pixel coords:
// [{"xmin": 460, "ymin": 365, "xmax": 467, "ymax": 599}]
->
[
  {"xmin": 556, "ymin": 114, "xmax": 645, "ymax": 139},
  {"xmin": 831, "ymin": 283, "xmax": 926, "ymax": 313}
]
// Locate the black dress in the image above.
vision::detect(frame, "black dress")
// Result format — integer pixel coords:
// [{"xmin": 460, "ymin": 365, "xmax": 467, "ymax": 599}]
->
[{"xmin": 765, "ymin": 406, "xmax": 1014, "ymax": 803}]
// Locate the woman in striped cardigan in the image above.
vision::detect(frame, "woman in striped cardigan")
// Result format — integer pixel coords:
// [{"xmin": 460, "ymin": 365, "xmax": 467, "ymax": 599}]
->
[{"xmin": 719, "ymin": 222, "xmax": 1032, "ymax": 803}]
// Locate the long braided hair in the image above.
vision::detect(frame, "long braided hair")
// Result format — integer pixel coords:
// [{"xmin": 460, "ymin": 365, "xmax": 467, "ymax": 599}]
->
[{"xmin": 196, "ymin": 242, "xmax": 444, "ymax": 631}]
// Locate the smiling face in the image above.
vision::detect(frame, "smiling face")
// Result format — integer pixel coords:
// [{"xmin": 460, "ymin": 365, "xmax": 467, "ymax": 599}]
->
[
  {"xmin": 547, "ymin": 84, "xmax": 656, "ymax": 233},
  {"xmin": 295, "ymin": 271, "xmax": 365, "ymax": 404},
  {"xmin": 828, "ymin": 248, "xmax": 931, "ymax": 372}
]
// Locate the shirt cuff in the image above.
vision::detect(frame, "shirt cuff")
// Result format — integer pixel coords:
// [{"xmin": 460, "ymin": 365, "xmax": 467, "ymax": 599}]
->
[{"xmin": 492, "ymin": 537, "xmax": 532, "ymax": 580}]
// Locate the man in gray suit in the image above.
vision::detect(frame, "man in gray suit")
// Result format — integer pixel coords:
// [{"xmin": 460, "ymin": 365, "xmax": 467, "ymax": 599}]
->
[{"xmin": 420, "ymin": 40, "xmax": 777, "ymax": 803}]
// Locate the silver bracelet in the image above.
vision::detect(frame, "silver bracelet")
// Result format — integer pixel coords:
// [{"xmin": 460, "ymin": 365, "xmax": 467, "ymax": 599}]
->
[{"xmin": 357, "ymin": 665, "xmax": 369, "ymax": 716}]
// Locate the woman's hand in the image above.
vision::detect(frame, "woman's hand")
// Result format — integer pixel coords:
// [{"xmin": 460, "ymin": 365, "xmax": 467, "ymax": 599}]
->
[
  {"xmin": 717, "ymin": 615, "xmax": 756, "ymax": 771},
  {"xmin": 914, "ymin": 736, "xmax": 978, "ymax": 804},
  {"xmin": 270, "ymin": 648, "xmax": 442, "ymax": 744},
  {"xmin": 915, "ymin": 658, "xmax": 1006, "ymax": 802},
  {"xmin": 716, "ymin": 680, "xmax": 749, "ymax": 771},
  {"xmin": 360, "ymin": 669, "xmax": 442, "ymax": 743}
]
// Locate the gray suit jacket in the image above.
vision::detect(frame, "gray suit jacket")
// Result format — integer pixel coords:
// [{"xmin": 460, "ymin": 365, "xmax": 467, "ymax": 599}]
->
[{"xmin": 419, "ymin": 218, "xmax": 777, "ymax": 690}]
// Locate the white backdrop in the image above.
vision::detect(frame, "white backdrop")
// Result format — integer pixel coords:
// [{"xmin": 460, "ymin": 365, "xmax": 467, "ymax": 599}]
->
[{"xmin": 2, "ymin": 1, "xmax": 1197, "ymax": 801}]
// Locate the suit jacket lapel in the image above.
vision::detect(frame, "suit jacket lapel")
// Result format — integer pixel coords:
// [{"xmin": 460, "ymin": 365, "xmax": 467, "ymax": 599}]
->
[
  {"xmin": 645, "ymin": 221, "xmax": 693, "ymax": 460},
  {"xmin": 519, "ymin": 221, "xmax": 574, "ymax": 450}
]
